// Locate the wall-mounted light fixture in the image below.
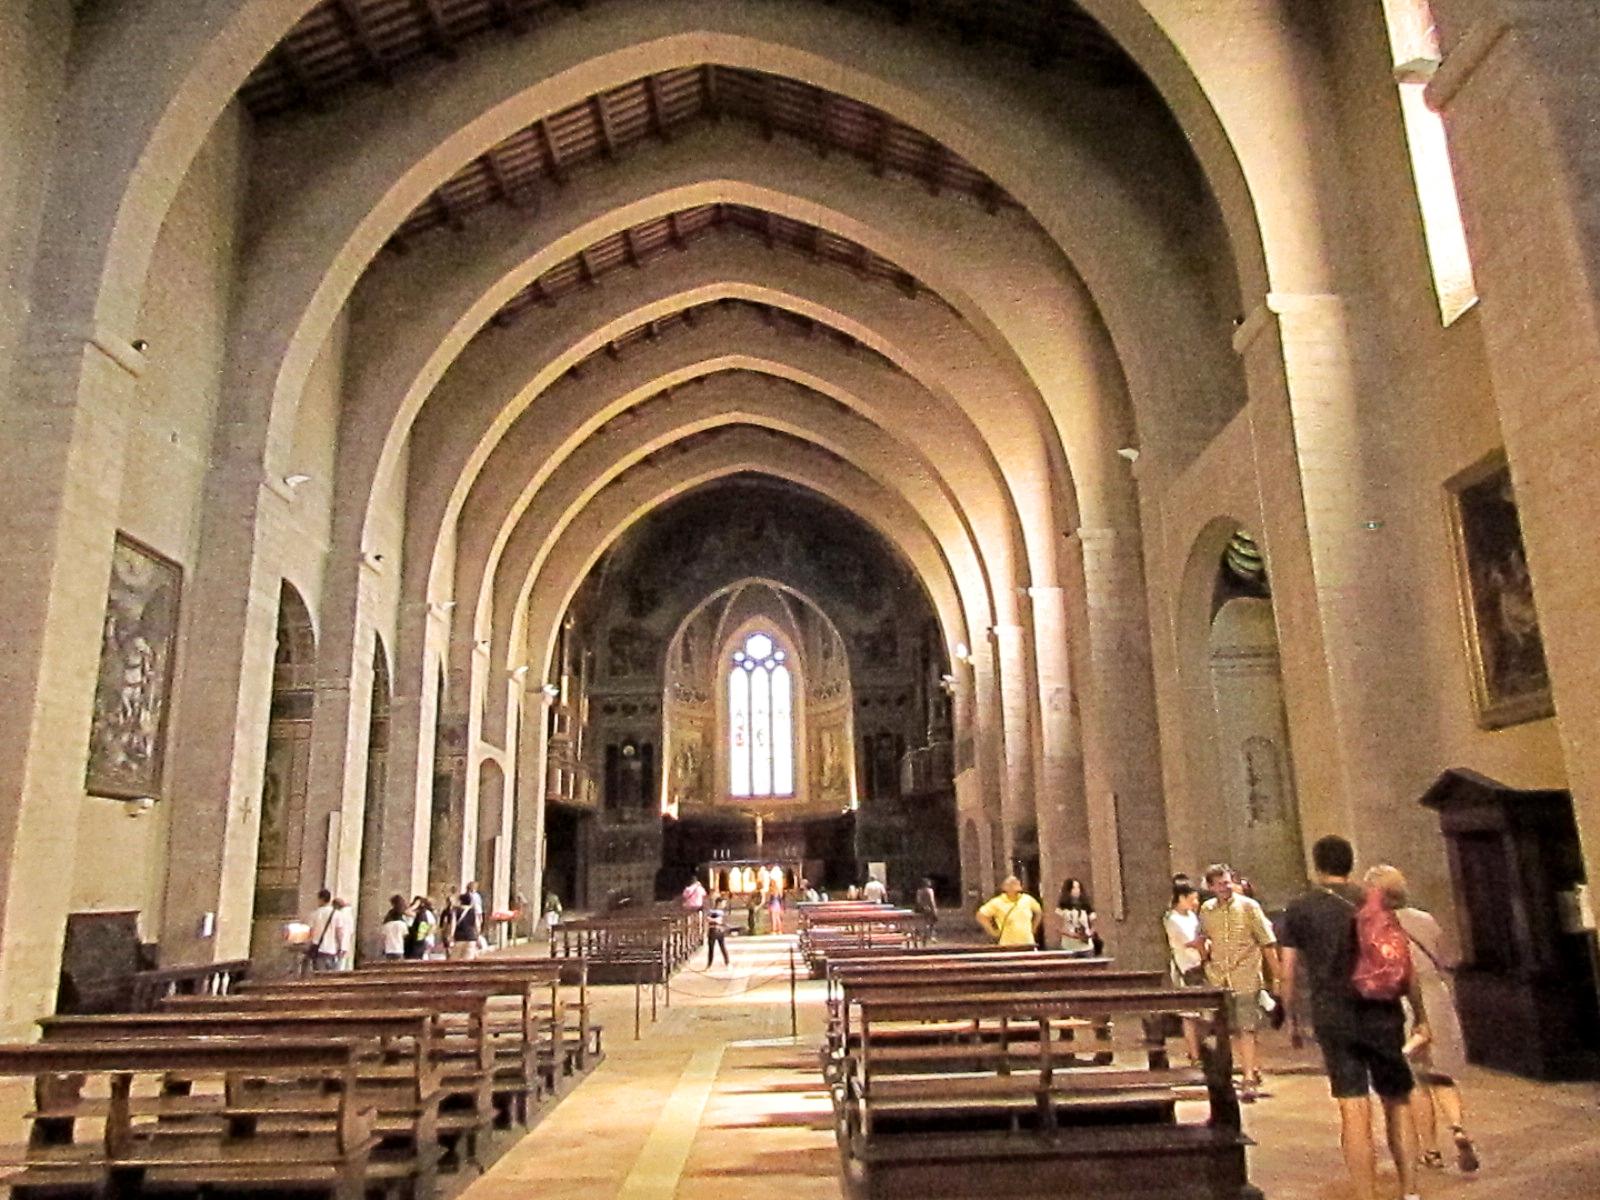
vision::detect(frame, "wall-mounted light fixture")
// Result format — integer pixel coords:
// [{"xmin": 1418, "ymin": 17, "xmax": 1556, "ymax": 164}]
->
[
  {"xmin": 122, "ymin": 796, "xmax": 155, "ymax": 818},
  {"xmin": 283, "ymin": 473, "xmax": 313, "ymax": 492},
  {"xmin": 510, "ymin": 665, "xmax": 530, "ymax": 680},
  {"xmin": 540, "ymin": 683, "xmax": 561, "ymax": 702}
]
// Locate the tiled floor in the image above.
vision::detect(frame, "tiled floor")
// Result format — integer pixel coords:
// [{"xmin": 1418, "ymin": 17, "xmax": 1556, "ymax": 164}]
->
[{"xmin": 464, "ymin": 935, "xmax": 1600, "ymax": 1200}]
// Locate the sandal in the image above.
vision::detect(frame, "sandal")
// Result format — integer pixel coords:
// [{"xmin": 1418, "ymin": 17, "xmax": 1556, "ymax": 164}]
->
[
  {"xmin": 1452, "ymin": 1129, "xmax": 1480, "ymax": 1173},
  {"xmin": 1419, "ymin": 1150, "xmax": 1445, "ymax": 1170}
]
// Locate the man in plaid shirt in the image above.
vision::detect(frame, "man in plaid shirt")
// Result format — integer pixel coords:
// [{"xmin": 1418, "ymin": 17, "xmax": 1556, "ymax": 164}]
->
[{"xmin": 1198, "ymin": 863, "xmax": 1281, "ymax": 1100}]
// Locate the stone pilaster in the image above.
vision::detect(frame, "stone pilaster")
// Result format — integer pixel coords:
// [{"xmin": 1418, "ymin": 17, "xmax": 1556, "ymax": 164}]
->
[{"xmin": 0, "ymin": 334, "xmax": 143, "ymax": 1033}]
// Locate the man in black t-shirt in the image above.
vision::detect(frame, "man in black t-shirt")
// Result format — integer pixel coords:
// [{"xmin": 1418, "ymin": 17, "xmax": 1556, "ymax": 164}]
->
[{"xmin": 1280, "ymin": 835, "xmax": 1422, "ymax": 1200}]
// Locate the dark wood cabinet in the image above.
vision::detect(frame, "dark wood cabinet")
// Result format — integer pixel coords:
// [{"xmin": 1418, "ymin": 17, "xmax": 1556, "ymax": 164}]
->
[{"xmin": 1421, "ymin": 769, "xmax": 1600, "ymax": 1080}]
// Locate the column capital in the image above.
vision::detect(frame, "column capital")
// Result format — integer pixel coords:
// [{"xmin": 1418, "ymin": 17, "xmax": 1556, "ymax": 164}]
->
[{"xmin": 1231, "ymin": 292, "xmax": 1350, "ymax": 356}]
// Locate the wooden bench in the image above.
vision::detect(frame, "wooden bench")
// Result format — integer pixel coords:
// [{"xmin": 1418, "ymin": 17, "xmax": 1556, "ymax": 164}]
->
[
  {"xmin": 549, "ymin": 909, "xmax": 702, "ymax": 983},
  {"xmin": 359, "ymin": 958, "xmax": 600, "ymax": 1070},
  {"xmin": 37, "ymin": 1009, "xmax": 446, "ymax": 1190},
  {"xmin": 797, "ymin": 908, "xmax": 934, "ymax": 973},
  {"xmin": 838, "ymin": 987, "xmax": 1260, "ymax": 1200},
  {"xmin": 0, "ymin": 1038, "xmax": 408, "ymax": 1200},
  {"xmin": 229, "ymin": 976, "xmax": 553, "ymax": 1122},
  {"xmin": 163, "ymin": 990, "xmax": 502, "ymax": 1151},
  {"xmin": 825, "ymin": 965, "xmax": 1164, "ymax": 1082}
]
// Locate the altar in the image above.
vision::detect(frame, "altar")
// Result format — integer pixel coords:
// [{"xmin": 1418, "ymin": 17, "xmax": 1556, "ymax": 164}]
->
[{"xmin": 702, "ymin": 857, "xmax": 811, "ymax": 897}]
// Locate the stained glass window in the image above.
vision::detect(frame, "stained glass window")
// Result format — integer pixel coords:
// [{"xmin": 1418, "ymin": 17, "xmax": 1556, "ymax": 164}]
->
[{"xmin": 729, "ymin": 632, "xmax": 794, "ymax": 798}]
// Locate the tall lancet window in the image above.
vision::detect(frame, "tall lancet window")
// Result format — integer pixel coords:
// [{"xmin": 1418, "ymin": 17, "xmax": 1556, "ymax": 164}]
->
[{"xmin": 729, "ymin": 632, "xmax": 794, "ymax": 798}]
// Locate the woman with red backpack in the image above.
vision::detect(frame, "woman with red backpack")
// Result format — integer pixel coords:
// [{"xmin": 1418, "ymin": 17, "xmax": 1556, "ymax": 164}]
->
[{"xmin": 1365, "ymin": 865, "xmax": 1481, "ymax": 1176}]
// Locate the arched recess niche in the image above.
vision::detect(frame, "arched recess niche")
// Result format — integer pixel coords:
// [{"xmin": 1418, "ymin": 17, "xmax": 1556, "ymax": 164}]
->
[
  {"xmin": 251, "ymin": 581, "xmax": 316, "ymax": 962},
  {"xmin": 1176, "ymin": 522, "xmax": 1305, "ymax": 902}
]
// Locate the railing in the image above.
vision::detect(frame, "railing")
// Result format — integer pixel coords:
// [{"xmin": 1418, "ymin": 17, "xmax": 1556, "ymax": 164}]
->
[{"xmin": 129, "ymin": 959, "xmax": 251, "ymax": 1013}]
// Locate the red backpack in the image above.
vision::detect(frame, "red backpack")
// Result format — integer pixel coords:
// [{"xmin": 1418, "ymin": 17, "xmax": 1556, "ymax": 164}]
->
[{"xmin": 1351, "ymin": 886, "xmax": 1413, "ymax": 1001}]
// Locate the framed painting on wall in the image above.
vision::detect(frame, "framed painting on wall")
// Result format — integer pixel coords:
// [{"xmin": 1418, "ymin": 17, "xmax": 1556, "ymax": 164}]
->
[
  {"xmin": 85, "ymin": 534, "xmax": 182, "ymax": 799},
  {"xmin": 1446, "ymin": 456, "xmax": 1554, "ymax": 729}
]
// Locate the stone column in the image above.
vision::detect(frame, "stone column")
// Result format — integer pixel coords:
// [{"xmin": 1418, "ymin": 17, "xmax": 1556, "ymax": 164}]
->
[
  {"xmin": 968, "ymin": 641, "xmax": 1011, "ymax": 869},
  {"xmin": 513, "ymin": 687, "xmax": 555, "ymax": 927},
  {"xmin": 1072, "ymin": 528, "xmax": 1170, "ymax": 969},
  {"xmin": 1232, "ymin": 297, "xmax": 1368, "ymax": 846},
  {"xmin": 158, "ymin": 450, "xmax": 288, "ymax": 964},
  {"xmin": 1026, "ymin": 586, "xmax": 1091, "ymax": 896},
  {"xmin": 991, "ymin": 623, "xmax": 1037, "ymax": 883},
  {"xmin": 0, "ymin": 335, "xmax": 143, "ymax": 1032},
  {"xmin": 377, "ymin": 601, "xmax": 441, "ymax": 905},
  {"xmin": 1429, "ymin": 0, "xmax": 1600, "ymax": 872}
]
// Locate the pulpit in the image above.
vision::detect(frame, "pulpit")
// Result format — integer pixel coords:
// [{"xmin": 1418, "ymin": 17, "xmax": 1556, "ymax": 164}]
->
[{"xmin": 1421, "ymin": 769, "xmax": 1600, "ymax": 1079}]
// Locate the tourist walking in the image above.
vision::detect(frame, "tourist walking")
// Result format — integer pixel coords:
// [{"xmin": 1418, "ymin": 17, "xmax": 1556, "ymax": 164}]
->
[
  {"xmin": 447, "ymin": 891, "xmax": 481, "ymax": 960},
  {"xmin": 862, "ymin": 875, "xmax": 887, "ymax": 904},
  {"xmin": 404, "ymin": 895, "xmax": 436, "ymax": 959},
  {"xmin": 706, "ymin": 895, "xmax": 731, "ymax": 967},
  {"xmin": 767, "ymin": 888, "xmax": 784, "ymax": 934},
  {"xmin": 305, "ymin": 890, "xmax": 340, "ymax": 972},
  {"xmin": 682, "ymin": 876, "xmax": 707, "ymax": 911},
  {"xmin": 1198, "ymin": 864, "xmax": 1280, "ymax": 1100},
  {"xmin": 1279, "ymin": 836, "xmax": 1423, "ymax": 1200},
  {"xmin": 976, "ymin": 875, "xmax": 1043, "ymax": 947},
  {"xmin": 914, "ymin": 877, "xmax": 938, "ymax": 938},
  {"xmin": 1364, "ymin": 865, "xmax": 1480, "ymax": 1175},
  {"xmin": 1055, "ymin": 878, "xmax": 1098, "ymax": 957},
  {"xmin": 1164, "ymin": 881, "xmax": 1208, "ymax": 1064},
  {"xmin": 464, "ymin": 880, "xmax": 488, "ymax": 951},
  {"xmin": 380, "ymin": 895, "xmax": 410, "ymax": 960}
]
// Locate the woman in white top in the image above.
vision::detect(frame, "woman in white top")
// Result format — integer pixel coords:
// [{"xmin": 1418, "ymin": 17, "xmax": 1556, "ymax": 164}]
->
[
  {"xmin": 1055, "ymin": 878, "xmax": 1097, "ymax": 956},
  {"xmin": 1365, "ymin": 866, "xmax": 1480, "ymax": 1175},
  {"xmin": 1163, "ymin": 883, "xmax": 1207, "ymax": 1065},
  {"xmin": 380, "ymin": 895, "xmax": 410, "ymax": 961}
]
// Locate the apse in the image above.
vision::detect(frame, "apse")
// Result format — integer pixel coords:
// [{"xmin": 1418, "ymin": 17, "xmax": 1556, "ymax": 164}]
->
[{"xmin": 539, "ymin": 475, "xmax": 956, "ymax": 908}]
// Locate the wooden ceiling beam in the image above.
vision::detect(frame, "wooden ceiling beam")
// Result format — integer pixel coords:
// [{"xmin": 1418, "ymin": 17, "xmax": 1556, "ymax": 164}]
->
[
  {"xmin": 409, "ymin": 0, "xmax": 457, "ymax": 58},
  {"xmin": 272, "ymin": 42, "xmax": 324, "ymax": 112},
  {"xmin": 702, "ymin": 64, "xmax": 721, "ymax": 119},
  {"xmin": 645, "ymin": 74, "xmax": 675, "ymax": 142},
  {"xmin": 592, "ymin": 92, "xmax": 618, "ymax": 159},
  {"xmin": 539, "ymin": 120, "xmax": 567, "ymax": 185},
  {"xmin": 333, "ymin": 0, "xmax": 392, "ymax": 85},
  {"xmin": 483, "ymin": 147, "xmax": 527, "ymax": 208},
  {"xmin": 494, "ymin": 0, "xmax": 531, "ymax": 35},
  {"xmin": 872, "ymin": 110, "xmax": 891, "ymax": 177},
  {"xmin": 923, "ymin": 138, "xmax": 946, "ymax": 196}
]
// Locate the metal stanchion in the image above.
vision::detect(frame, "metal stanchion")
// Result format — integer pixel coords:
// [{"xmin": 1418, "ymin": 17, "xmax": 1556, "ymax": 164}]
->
[
  {"xmin": 789, "ymin": 946, "xmax": 798, "ymax": 1040},
  {"xmin": 634, "ymin": 974, "xmax": 642, "ymax": 1041}
]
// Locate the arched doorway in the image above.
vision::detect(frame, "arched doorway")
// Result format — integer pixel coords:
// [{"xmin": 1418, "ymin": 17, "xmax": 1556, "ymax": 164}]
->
[
  {"xmin": 250, "ymin": 582, "xmax": 316, "ymax": 962},
  {"xmin": 356, "ymin": 635, "xmax": 390, "ymax": 962},
  {"xmin": 476, "ymin": 759, "xmax": 506, "ymax": 914},
  {"xmin": 1180, "ymin": 528, "xmax": 1305, "ymax": 906}
]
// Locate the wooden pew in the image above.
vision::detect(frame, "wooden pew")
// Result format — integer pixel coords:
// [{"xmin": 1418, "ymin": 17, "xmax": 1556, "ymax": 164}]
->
[
  {"xmin": 838, "ymin": 987, "xmax": 1260, "ymax": 1200},
  {"xmin": 0, "ymin": 1038, "xmax": 403, "ymax": 1200},
  {"xmin": 359, "ymin": 958, "xmax": 599, "ymax": 1070},
  {"xmin": 825, "ymin": 963, "xmax": 1163, "ymax": 1081},
  {"xmin": 163, "ymin": 990, "xmax": 502, "ymax": 1152},
  {"xmin": 236, "ymin": 969, "xmax": 562, "ymax": 1096},
  {"xmin": 548, "ymin": 905, "xmax": 704, "ymax": 982},
  {"xmin": 36, "ymin": 1009, "xmax": 443, "ymax": 1192}
]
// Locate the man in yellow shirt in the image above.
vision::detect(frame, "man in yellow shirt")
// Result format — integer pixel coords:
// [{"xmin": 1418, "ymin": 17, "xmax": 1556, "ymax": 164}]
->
[{"xmin": 976, "ymin": 876, "xmax": 1043, "ymax": 947}]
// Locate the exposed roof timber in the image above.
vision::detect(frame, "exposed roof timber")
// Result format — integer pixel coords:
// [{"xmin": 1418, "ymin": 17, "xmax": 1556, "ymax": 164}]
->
[
  {"xmin": 385, "ymin": 66, "xmax": 1019, "ymax": 247},
  {"xmin": 485, "ymin": 203, "xmax": 923, "ymax": 331},
  {"xmin": 240, "ymin": 0, "xmax": 1136, "ymax": 121}
]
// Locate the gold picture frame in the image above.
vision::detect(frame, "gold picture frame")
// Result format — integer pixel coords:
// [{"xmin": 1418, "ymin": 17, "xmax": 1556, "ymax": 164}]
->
[{"xmin": 1445, "ymin": 454, "xmax": 1553, "ymax": 730}]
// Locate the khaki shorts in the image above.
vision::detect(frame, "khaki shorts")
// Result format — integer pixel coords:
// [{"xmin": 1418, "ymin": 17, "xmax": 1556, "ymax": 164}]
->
[{"xmin": 1224, "ymin": 990, "xmax": 1263, "ymax": 1034}]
